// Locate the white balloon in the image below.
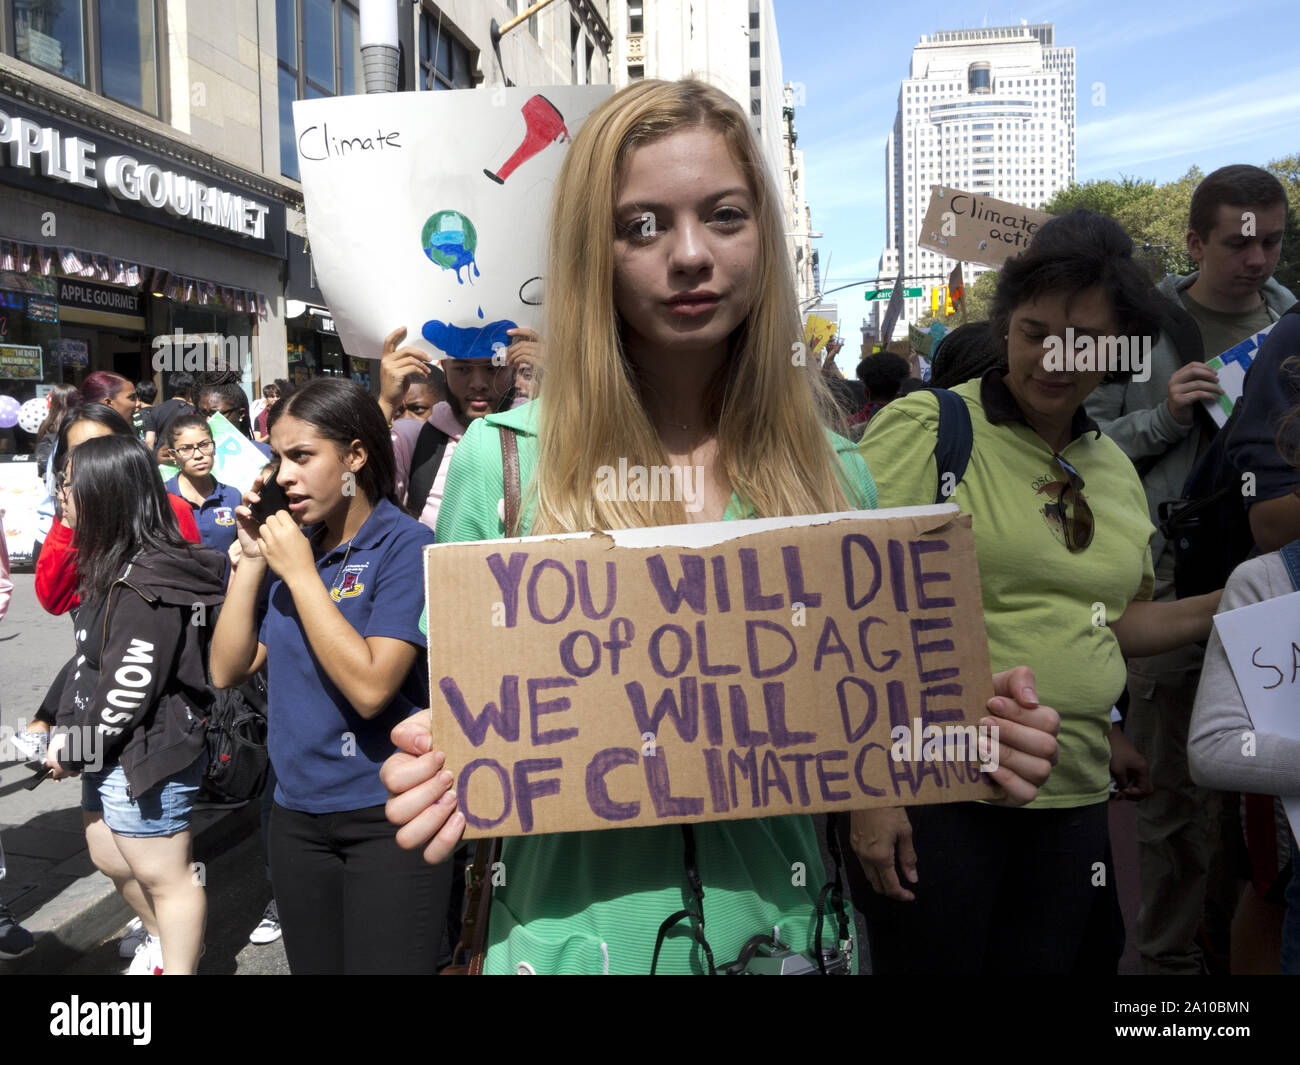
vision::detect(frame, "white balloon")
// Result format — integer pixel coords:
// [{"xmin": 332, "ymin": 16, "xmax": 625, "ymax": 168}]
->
[{"xmin": 18, "ymin": 396, "xmax": 47, "ymax": 434}]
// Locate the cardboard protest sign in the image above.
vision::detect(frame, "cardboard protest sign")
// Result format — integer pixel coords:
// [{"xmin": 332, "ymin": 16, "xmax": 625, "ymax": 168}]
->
[
  {"xmin": 425, "ymin": 506, "xmax": 1001, "ymax": 840},
  {"xmin": 293, "ymin": 86, "xmax": 611, "ymax": 363},
  {"xmin": 1201, "ymin": 321, "xmax": 1279, "ymax": 428},
  {"xmin": 1212, "ymin": 591, "xmax": 1300, "ymax": 837},
  {"xmin": 918, "ymin": 186, "xmax": 1055, "ymax": 268}
]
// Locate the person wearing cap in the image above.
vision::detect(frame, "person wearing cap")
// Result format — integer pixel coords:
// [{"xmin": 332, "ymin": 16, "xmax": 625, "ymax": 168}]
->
[{"xmin": 377, "ymin": 325, "xmax": 517, "ymax": 532}]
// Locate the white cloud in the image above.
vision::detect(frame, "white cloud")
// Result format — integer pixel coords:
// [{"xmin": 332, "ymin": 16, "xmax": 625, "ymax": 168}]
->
[
  {"xmin": 1078, "ymin": 72, "xmax": 1300, "ymax": 175},
  {"xmin": 1070, "ymin": 4, "xmax": 1258, "ymax": 54}
]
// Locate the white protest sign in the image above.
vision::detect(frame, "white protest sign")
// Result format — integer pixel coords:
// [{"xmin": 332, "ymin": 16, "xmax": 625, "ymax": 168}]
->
[
  {"xmin": 1213, "ymin": 589, "xmax": 1300, "ymax": 835},
  {"xmin": 293, "ymin": 86, "xmax": 612, "ymax": 362},
  {"xmin": 1201, "ymin": 321, "xmax": 1279, "ymax": 428}
]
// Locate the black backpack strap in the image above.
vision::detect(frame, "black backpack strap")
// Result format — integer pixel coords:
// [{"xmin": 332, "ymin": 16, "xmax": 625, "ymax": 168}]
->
[
  {"xmin": 406, "ymin": 421, "xmax": 450, "ymax": 515},
  {"xmin": 1280, "ymin": 539, "xmax": 1300, "ymax": 591},
  {"xmin": 930, "ymin": 388, "xmax": 973, "ymax": 504}
]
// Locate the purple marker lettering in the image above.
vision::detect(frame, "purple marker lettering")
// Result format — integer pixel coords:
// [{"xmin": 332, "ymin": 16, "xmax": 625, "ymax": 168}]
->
[{"xmin": 586, "ymin": 747, "xmax": 640, "ymax": 821}]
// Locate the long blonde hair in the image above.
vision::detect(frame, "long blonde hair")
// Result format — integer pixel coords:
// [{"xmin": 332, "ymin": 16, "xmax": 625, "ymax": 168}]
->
[{"xmin": 531, "ymin": 78, "xmax": 859, "ymax": 534}]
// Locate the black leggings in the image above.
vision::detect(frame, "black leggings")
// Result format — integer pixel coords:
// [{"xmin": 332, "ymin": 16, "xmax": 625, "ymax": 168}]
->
[
  {"xmin": 845, "ymin": 800, "xmax": 1110, "ymax": 974},
  {"xmin": 269, "ymin": 802, "xmax": 453, "ymax": 975}
]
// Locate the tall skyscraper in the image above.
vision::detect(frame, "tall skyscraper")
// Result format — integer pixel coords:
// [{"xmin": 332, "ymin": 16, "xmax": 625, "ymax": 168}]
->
[{"xmin": 873, "ymin": 21, "xmax": 1076, "ymax": 341}]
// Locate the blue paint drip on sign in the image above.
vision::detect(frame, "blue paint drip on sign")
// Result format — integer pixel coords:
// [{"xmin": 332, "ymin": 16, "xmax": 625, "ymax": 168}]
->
[{"xmin": 421, "ymin": 318, "xmax": 518, "ymax": 360}]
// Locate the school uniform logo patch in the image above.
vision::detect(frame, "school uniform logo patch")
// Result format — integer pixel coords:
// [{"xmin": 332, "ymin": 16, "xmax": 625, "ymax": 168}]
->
[
  {"xmin": 330, "ymin": 562, "xmax": 370, "ymax": 601},
  {"xmin": 213, "ymin": 507, "xmax": 236, "ymax": 526}
]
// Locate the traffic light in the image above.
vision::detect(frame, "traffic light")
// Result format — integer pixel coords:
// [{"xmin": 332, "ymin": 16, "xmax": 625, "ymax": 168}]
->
[
  {"xmin": 944, "ymin": 287, "xmax": 954, "ymax": 316},
  {"xmin": 931, "ymin": 286, "xmax": 954, "ymax": 317}
]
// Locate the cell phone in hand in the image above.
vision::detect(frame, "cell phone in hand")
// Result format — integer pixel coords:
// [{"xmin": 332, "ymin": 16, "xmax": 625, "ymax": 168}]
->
[{"xmin": 251, "ymin": 465, "xmax": 290, "ymax": 524}]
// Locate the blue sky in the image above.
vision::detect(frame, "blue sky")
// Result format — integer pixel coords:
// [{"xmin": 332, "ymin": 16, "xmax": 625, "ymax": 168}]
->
[{"xmin": 773, "ymin": 0, "xmax": 1300, "ymax": 329}]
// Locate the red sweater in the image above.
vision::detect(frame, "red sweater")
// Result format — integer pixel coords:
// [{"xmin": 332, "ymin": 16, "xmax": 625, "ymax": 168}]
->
[{"xmin": 36, "ymin": 495, "xmax": 201, "ymax": 615}]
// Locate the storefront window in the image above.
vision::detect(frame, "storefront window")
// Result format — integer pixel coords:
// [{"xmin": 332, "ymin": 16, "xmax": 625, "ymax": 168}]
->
[
  {"xmin": 0, "ymin": 272, "xmax": 62, "ymax": 453},
  {"xmin": 12, "ymin": 0, "xmax": 86, "ymax": 84},
  {"xmin": 157, "ymin": 302, "xmax": 256, "ymax": 402}
]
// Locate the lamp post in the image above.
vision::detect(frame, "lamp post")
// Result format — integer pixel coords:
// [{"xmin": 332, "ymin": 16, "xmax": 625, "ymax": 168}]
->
[{"xmin": 359, "ymin": 0, "xmax": 399, "ymax": 93}]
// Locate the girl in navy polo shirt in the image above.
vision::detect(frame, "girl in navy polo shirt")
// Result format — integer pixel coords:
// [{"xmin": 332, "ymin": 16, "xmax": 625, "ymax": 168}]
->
[
  {"xmin": 163, "ymin": 415, "xmax": 243, "ymax": 556},
  {"xmin": 209, "ymin": 378, "xmax": 451, "ymax": 974}
]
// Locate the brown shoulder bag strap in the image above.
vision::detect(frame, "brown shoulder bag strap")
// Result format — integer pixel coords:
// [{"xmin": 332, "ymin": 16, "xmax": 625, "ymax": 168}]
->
[{"xmin": 499, "ymin": 426, "xmax": 522, "ymax": 538}]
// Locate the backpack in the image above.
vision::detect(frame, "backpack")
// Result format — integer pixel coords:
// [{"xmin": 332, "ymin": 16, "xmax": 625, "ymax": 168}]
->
[
  {"xmin": 202, "ymin": 670, "xmax": 269, "ymax": 802},
  {"xmin": 1157, "ymin": 405, "xmax": 1255, "ymax": 599},
  {"xmin": 930, "ymin": 388, "xmax": 974, "ymax": 505},
  {"xmin": 196, "ymin": 595, "xmax": 270, "ymax": 802},
  {"xmin": 1157, "ymin": 303, "xmax": 1300, "ymax": 599}
]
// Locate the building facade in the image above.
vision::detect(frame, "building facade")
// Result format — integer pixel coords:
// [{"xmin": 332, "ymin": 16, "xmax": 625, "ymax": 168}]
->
[
  {"xmin": 872, "ymin": 20, "xmax": 1076, "ymax": 341},
  {"xmin": 0, "ymin": 0, "xmax": 611, "ymax": 408},
  {"xmin": 608, "ymin": 1, "xmax": 811, "ymax": 306}
]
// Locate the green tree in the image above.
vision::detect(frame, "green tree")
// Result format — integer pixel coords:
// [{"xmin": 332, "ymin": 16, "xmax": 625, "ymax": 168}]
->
[
  {"xmin": 1265, "ymin": 153, "xmax": 1300, "ymax": 296},
  {"xmin": 1041, "ymin": 174, "xmax": 1156, "ymax": 218}
]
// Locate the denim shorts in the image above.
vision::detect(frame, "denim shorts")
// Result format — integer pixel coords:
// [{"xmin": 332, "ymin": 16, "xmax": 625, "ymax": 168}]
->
[{"xmin": 81, "ymin": 754, "xmax": 207, "ymax": 838}]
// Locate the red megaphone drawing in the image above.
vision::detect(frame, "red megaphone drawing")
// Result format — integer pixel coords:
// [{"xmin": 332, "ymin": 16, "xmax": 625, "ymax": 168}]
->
[{"xmin": 483, "ymin": 94, "xmax": 570, "ymax": 185}]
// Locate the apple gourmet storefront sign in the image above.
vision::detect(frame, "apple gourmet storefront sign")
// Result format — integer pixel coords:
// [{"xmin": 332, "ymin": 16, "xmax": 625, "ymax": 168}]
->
[{"xmin": 0, "ymin": 95, "xmax": 284, "ymax": 257}]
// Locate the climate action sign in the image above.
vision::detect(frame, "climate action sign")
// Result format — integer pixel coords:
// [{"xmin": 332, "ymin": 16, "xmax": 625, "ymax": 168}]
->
[{"xmin": 425, "ymin": 507, "xmax": 1001, "ymax": 839}]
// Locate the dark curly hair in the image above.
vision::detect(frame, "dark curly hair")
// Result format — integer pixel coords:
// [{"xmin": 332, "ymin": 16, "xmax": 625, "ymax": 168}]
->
[
  {"xmin": 929, "ymin": 321, "xmax": 1001, "ymax": 389},
  {"xmin": 990, "ymin": 209, "xmax": 1165, "ymax": 383}
]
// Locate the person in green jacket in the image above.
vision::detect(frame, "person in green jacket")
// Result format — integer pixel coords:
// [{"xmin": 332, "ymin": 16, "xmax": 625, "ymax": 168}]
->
[{"xmin": 381, "ymin": 77, "xmax": 1061, "ymax": 975}]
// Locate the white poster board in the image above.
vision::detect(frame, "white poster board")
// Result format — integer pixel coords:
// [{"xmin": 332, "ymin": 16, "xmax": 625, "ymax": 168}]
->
[
  {"xmin": 293, "ymin": 86, "xmax": 612, "ymax": 363},
  {"xmin": 1201, "ymin": 321, "xmax": 1279, "ymax": 428},
  {"xmin": 1213, "ymin": 590, "xmax": 1300, "ymax": 835}
]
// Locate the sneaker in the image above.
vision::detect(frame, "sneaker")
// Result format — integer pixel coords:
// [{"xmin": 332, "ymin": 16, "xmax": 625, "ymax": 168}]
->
[
  {"xmin": 249, "ymin": 899, "xmax": 281, "ymax": 945},
  {"xmin": 118, "ymin": 917, "xmax": 146, "ymax": 959},
  {"xmin": 0, "ymin": 901, "xmax": 35, "ymax": 960},
  {"xmin": 126, "ymin": 934, "xmax": 163, "ymax": 975}
]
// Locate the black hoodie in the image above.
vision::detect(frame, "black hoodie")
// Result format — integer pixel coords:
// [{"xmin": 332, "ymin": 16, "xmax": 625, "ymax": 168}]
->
[{"xmin": 57, "ymin": 544, "xmax": 227, "ymax": 798}]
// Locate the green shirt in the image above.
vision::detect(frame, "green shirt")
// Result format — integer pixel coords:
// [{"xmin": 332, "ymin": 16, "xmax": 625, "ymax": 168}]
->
[
  {"xmin": 434, "ymin": 400, "xmax": 876, "ymax": 974},
  {"xmin": 858, "ymin": 374, "xmax": 1155, "ymax": 808},
  {"xmin": 1178, "ymin": 288, "xmax": 1276, "ymax": 369}
]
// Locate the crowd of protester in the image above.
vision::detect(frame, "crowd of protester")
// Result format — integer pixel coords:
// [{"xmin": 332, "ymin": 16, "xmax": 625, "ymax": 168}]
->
[{"xmin": 1, "ymin": 77, "xmax": 1298, "ymax": 976}]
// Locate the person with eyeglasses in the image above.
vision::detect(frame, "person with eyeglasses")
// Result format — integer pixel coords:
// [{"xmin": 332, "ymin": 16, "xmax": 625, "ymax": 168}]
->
[
  {"xmin": 854, "ymin": 210, "xmax": 1224, "ymax": 974},
  {"xmin": 162, "ymin": 414, "xmax": 244, "ymax": 556}
]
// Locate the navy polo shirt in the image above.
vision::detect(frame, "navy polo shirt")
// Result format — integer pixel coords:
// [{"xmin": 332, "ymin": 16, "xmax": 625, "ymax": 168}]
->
[
  {"xmin": 258, "ymin": 498, "xmax": 435, "ymax": 814},
  {"xmin": 165, "ymin": 476, "xmax": 243, "ymax": 555}
]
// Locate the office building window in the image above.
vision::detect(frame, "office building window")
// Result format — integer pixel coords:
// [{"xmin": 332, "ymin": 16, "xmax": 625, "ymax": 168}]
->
[
  {"xmin": 629, "ymin": 1, "xmax": 643, "ymax": 34},
  {"xmin": 421, "ymin": 9, "xmax": 473, "ymax": 91},
  {"xmin": 9, "ymin": 0, "xmax": 164, "ymax": 116},
  {"xmin": 277, "ymin": 0, "xmax": 366, "ymax": 180}
]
